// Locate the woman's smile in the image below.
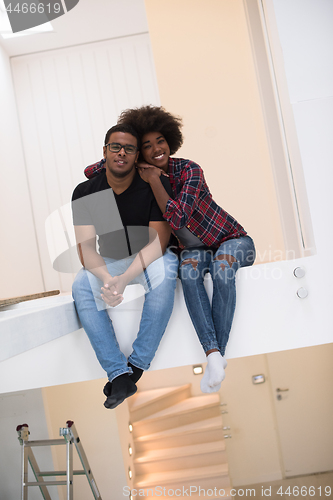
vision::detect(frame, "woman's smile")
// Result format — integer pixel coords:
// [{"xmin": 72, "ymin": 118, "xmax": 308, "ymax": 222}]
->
[{"xmin": 141, "ymin": 131, "xmax": 170, "ymax": 171}]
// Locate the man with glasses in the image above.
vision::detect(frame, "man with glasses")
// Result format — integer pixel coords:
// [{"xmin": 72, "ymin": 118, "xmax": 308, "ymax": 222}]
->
[{"xmin": 71, "ymin": 124, "xmax": 178, "ymax": 409}]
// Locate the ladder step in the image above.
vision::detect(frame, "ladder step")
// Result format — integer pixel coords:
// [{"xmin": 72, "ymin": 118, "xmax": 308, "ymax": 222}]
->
[
  {"xmin": 24, "ymin": 439, "xmax": 65, "ymax": 447},
  {"xmin": 37, "ymin": 470, "xmax": 86, "ymax": 476},
  {"xmin": 25, "ymin": 481, "xmax": 68, "ymax": 486}
]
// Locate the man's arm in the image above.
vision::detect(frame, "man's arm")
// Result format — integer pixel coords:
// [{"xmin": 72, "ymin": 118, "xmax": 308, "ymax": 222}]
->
[
  {"xmin": 122, "ymin": 220, "xmax": 171, "ymax": 282},
  {"xmin": 74, "ymin": 225, "xmax": 112, "ymax": 281},
  {"xmin": 75, "ymin": 221, "xmax": 171, "ymax": 306},
  {"xmin": 101, "ymin": 221, "xmax": 171, "ymax": 304},
  {"xmin": 74, "ymin": 225, "xmax": 124, "ymax": 307}
]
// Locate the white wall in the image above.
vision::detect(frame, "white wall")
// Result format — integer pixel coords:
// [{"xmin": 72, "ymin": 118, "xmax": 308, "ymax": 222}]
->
[
  {"xmin": 0, "ymin": 389, "xmax": 59, "ymax": 500},
  {"xmin": 270, "ymin": 0, "xmax": 333, "ymax": 254},
  {"xmin": 145, "ymin": 0, "xmax": 288, "ymax": 262},
  {"xmin": 42, "ymin": 381, "xmax": 128, "ymax": 500},
  {"xmin": 10, "ymin": 33, "xmax": 160, "ymax": 295},
  {"xmin": 0, "ymin": 43, "xmax": 44, "ymax": 298},
  {"xmin": 0, "ymin": 0, "xmax": 149, "ymax": 57}
]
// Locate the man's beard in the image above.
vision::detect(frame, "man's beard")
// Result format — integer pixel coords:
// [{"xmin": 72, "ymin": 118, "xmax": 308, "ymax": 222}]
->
[
  {"xmin": 111, "ymin": 169, "xmax": 133, "ymax": 178},
  {"xmin": 107, "ymin": 162, "xmax": 135, "ymax": 178}
]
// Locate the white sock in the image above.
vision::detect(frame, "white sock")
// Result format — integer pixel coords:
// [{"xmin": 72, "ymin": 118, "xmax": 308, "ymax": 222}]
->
[
  {"xmin": 200, "ymin": 352, "xmax": 227, "ymax": 393},
  {"xmin": 207, "ymin": 352, "xmax": 227, "ymax": 386},
  {"xmin": 200, "ymin": 369, "xmax": 221, "ymax": 393}
]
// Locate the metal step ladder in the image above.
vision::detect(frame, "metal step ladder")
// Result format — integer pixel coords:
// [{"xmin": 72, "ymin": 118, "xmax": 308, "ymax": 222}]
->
[{"xmin": 16, "ymin": 420, "xmax": 102, "ymax": 500}]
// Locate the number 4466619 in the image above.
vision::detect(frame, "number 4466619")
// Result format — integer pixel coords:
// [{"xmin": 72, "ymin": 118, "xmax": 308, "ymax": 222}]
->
[
  {"xmin": 5, "ymin": 3, "xmax": 61, "ymax": 14},
  {"xmin": 277, "ymin": 486, "xmax": 331, "ymax": 496}
]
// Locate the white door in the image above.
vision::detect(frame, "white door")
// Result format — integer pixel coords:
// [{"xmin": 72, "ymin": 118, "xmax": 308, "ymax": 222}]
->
[{"xmin": 267, "ymin": 343, "xmax": 333, "ymax": 477}]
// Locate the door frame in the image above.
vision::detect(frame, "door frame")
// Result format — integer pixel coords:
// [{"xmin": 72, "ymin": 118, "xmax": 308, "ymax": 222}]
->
[{"xmin": 243, "ymin": 0, "xmax": 316, "ymax": 259}]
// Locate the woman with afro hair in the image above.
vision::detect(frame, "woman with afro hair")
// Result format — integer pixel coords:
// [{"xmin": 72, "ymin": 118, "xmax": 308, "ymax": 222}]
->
[{"xmin": 84, "ymin": 105, "xmax": 256, "ymax": 393}]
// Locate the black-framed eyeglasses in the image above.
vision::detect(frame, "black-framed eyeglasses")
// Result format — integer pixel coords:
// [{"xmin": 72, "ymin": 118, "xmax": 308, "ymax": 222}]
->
[{"xmin": 105, "ymin": 142, "xmax": 138, "ymax": 155}]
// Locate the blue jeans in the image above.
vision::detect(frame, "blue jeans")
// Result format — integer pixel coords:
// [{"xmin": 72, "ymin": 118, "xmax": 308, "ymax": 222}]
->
[
  {"xmin": 72, "ymin": 249, "xmax": 178, "ymax": 382},
  {"xmin": 179, "ymin": 236, "xmax": 256, "ymax": 356}
]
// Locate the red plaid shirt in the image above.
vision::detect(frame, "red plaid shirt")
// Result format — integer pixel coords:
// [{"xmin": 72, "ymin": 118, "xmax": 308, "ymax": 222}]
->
[
  {"xmin": 84, "ymin": 159, "xmax": 105, "ymax": 179},
  {"xmin": 165, "ymin": 158, "xmax": 246, "ymax": 247},
  {"xmin": 84, "ymin": 157, "xmax": 247, "ymax": 248}
]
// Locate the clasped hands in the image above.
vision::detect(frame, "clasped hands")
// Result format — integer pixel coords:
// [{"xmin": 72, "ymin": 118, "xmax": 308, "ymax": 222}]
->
[
  {"xmin": 136, "ymin": 161, "xmax": 169, "ymax": 183},
  {"xmin": 101, "ymin": 274, "xmax": 127, "ymax": 307}
]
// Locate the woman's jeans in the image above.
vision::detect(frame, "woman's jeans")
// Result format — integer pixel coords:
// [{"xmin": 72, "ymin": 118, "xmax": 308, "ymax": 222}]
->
[
  {"xmin": 72, "ymin": 249, "xmax": 178, "ymax": 382},
  {"xmin": 179, "ymin": 236, "xmax": 256, "ymax": 356}
]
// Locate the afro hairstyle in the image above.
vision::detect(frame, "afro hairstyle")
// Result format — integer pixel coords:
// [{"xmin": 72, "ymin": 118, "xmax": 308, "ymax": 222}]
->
[{"xmin": 117, "ymin": 105, "xmax": 183, "ymax": 156}]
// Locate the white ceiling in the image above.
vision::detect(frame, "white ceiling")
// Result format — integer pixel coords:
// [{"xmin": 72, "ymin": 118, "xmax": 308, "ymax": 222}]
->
[{"xmin": 0, "ymin": 0, "xmax": 149, "ymax": 57}]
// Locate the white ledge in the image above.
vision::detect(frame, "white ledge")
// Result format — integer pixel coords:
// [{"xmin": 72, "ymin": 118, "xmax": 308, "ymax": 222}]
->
[
  {"xmin": 0, "ymin": 256, "xmax": 332, "ymax": 394},
  {"xmin": 0, "ymin": 294, "xmax": 80, "ymax": 362}
]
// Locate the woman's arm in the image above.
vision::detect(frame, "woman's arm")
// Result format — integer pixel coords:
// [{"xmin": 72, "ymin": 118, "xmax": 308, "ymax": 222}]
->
[
  {"xmin": 138, "ymin": 165, "xmax": 170, "ymax": 214},
  {"xmin": 138, "ymin": 160, "xmax": 205, "ymax": 230}
]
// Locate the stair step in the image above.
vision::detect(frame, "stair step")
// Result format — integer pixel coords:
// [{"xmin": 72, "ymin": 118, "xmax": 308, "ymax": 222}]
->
[
  {"xmin": 136, "ymin": 439, "xmax": 226, "ymax": 461},
  {"xmin": 134, "ymin": 416, "xmax": 224, "ymax": 452},
  {"xmin": 129, "ymin": 384, "xmax": 191, "ymax": 421},
  {"xmin": 133, "ymin": 394, "xmax": 221, "ymax": 437},
  {"xmin": 139, "ymin": 394, "xmax": 220, "ymax": 420},
  {"xmin": 135, "ymin": 440, "xmax": 227, "ymax": 474},
  {"xmin": 130, "ymin": 386, "xmax": 184, "ymax": 408},
  {"xmin": 135, "ymin": 462, "xmax": 230, "ymax": 490}
]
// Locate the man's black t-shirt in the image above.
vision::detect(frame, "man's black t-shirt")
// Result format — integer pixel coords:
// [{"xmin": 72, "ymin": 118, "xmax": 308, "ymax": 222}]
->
[{"xmin": 72, "ymin": 170, "xmax": 169, "ymax": 259}]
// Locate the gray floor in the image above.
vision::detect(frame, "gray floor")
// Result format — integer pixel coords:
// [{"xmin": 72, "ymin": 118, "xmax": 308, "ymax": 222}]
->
[{"xmin": 233, "ymin": 471, "xmax": 333, "ymax": 499}]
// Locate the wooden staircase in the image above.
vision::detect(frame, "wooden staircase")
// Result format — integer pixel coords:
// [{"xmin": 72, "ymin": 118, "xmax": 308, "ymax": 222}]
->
[{"xmin": 128, "ymin": 384, "xmax": 231, "ymax": 498}]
